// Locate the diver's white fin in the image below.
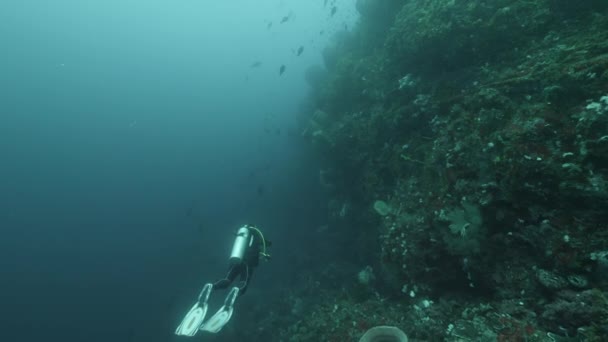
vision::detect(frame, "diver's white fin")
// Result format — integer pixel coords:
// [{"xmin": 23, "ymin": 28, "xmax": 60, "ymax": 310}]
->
[
  {"xmin": 175, "ymin": 283, "xmax": 213, "ymax": 336},
  {"xmin": 199, "ymin": 286, "xmax": 239, "ymax": 333}
]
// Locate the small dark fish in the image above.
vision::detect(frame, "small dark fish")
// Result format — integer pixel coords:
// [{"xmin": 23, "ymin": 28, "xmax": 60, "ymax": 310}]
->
[
  {"xmin": 275, "ymin": 128, "xmax": 281, "ymax": 135},
  {"xmin": 344, "ymin": 23, "xmax": 348, "ymax": 30},
  {"xmin": 280, "ymin": 16, "xmax": 289, "ymax": 24},
  {"xmin": 267, "ymin": 22, "xmax": 272, "ymax": 29},
  {"xmin": 324, "ymin": 0, "xmax": 328, "ymax": 7},
  {"xmin": 296, "ymin": 46, "xmax": 304, "ymax": 56},
  {"xmin": 320, "ymin": 30, "xmax": 324, "ymax": 35},
  {"xmin": 250, "ymin": 61, "xmax": 262, "ymax": 68},
  {"xmin": 331, "ymin": 6, "xmax": 337, "ymax": 16},
  {"xmin": 257, "ymin": 185, "xmax": 265, "ymax": 196},
  {"xmin": 279, "ymin": 65, "xmax": 286, "ymax": 75}
]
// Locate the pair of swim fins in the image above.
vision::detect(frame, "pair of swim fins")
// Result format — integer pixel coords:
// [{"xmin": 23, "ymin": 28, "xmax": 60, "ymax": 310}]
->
[{"xmin": 175, "ymin": 283, "xmax": 239, "ymax": 336}]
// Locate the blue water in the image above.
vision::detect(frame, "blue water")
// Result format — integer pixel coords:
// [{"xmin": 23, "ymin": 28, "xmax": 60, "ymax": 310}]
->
[{"xmin": 0, "ymin": 1, "xmax": 356, "ymax": 341}]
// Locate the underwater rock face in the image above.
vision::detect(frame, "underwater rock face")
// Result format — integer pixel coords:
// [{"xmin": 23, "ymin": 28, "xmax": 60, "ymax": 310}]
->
[
  {"xmin": 321, "ymin": 30, "xmax": 354, "ymax": 70},
  {"xmin": 550, "ymin": 0, "xmax": 608, "ymax": 15},
  {"xmin": 285, "ymin": 0, "xmax": 608, "ymax": 340},
  {"xmin": 386, "ymin": 0, "xmax": 553, "ymax": 72}
]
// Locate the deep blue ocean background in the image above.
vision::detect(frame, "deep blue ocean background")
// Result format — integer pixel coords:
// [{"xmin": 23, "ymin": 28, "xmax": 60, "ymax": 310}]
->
[{"xmin": 0, "ymin": 1, "xmax": 355, "ymax": 341}]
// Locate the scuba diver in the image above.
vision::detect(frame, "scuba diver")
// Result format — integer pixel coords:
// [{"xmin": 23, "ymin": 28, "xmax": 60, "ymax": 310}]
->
[{"xmin": 175, "ymin": 225, "xmax": 271, "ymax": 336}]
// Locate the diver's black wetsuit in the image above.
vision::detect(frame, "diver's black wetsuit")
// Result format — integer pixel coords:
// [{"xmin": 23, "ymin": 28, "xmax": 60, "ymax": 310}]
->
[{"xmin": 213, "ymin": 228, "xmax": 262, "ymax": 295}]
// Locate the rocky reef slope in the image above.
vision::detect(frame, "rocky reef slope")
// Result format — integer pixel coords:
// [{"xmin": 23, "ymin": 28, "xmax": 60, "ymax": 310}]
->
[{"xmin": 283, "ymin": 1, "xmax": 608, "ymax": 341}]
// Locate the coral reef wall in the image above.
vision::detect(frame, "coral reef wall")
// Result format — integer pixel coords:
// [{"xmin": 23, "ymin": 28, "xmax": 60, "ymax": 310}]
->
[{"xmin": 286, "ymin": 0, "xmax": 608, "ymax": 341}]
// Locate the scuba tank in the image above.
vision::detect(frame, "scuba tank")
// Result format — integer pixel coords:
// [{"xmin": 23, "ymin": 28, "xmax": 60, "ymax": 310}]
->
[{"xmin": 229, "ymin": 226, "xmax": 252, "ymax": 264}]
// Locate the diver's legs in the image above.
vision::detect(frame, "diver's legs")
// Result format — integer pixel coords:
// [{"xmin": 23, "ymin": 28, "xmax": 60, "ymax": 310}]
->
[{"xmin": 213, "ymin": 263, "xmax": 242, "ymax": 290}]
